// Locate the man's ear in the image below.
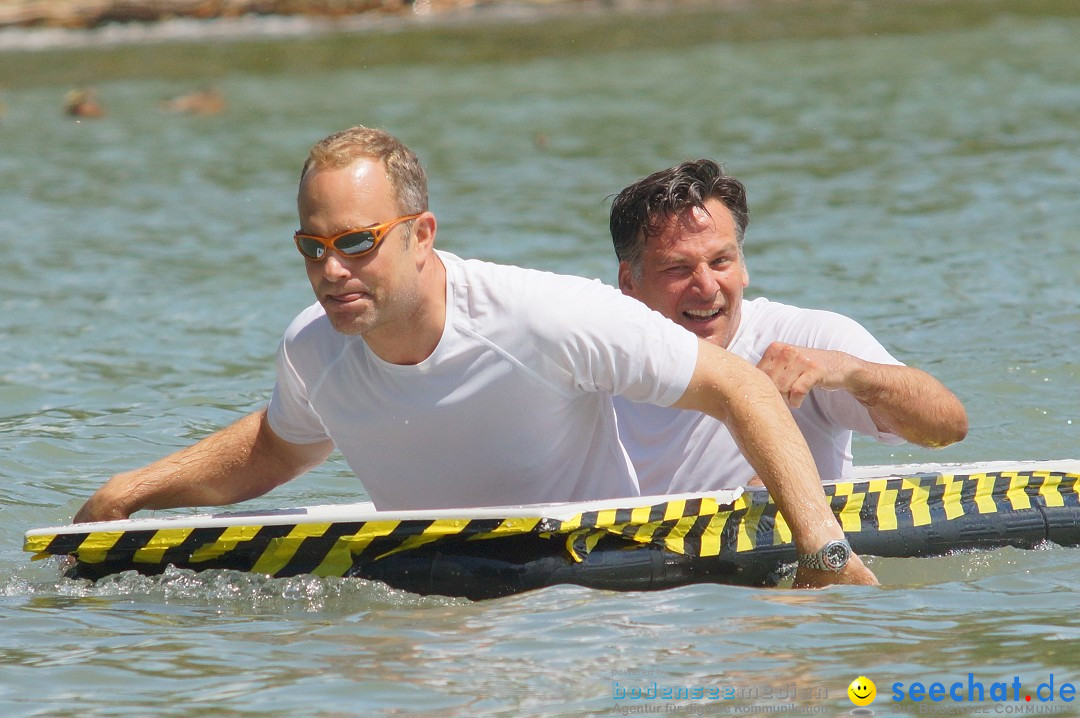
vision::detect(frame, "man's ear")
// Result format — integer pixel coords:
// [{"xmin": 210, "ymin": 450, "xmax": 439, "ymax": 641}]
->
[
  {"xmin": 617, "ymin": 261, "xmax": 636, "ymax": 296},
  {"xmin": 412, "ymin": 211, "xmax": 437, "ymax": 253}
]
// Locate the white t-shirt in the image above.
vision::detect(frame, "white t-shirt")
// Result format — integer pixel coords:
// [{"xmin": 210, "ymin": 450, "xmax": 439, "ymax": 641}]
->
[
  {"xmin": 267, "ymin": 251, "xmax": 699, "ymax": 510},
  {"xmin": 615, "ymin": 297, "xmax": 905, "ymax": 494}
]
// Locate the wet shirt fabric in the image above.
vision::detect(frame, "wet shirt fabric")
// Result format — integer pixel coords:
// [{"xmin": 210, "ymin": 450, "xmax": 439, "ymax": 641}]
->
[
  {"xmin": 267, "ymin": 251, "xmax": 698, "ymax": 510},
  {"xmin": 616, "ymin": 297, "xmax": 905, "ymax": 494}
]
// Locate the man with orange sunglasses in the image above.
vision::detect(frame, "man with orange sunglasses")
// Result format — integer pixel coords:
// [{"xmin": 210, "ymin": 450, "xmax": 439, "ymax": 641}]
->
[{"xmin": 74, "ymin": 126, "xmax": 877, "ymax": 588}]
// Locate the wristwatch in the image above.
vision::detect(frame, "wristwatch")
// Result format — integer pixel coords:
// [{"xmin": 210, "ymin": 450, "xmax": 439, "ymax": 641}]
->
[{"xmin": 798, "ymin": 538, "xmax": 852, "ymax": 572}]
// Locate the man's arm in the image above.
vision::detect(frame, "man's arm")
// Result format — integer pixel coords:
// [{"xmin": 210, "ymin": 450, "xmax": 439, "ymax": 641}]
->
[
  {"xmin": 756, "ymin": 342, "xmax": 968, "ymax": 447},
  {"xmin": 73, "ymin": 409, "xmax": 333, "ymax": 523},
  {"xmin": 671, "ymin": 340, "xmax": 878, "ymax": 588}
]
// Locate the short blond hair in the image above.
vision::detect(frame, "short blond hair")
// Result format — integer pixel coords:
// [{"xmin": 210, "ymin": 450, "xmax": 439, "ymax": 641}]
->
[{"xmin": 301, "ymin": 126, "xmax": 428, "ymax": 215}]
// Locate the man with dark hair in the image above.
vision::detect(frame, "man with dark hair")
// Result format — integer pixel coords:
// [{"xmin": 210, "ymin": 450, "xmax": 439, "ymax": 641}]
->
[
  {"xmin": 611, "ymin": 159, "xmax": 968, "ymax": 495},
  {"xmin": 74, "ymin": 131, "xmax": 878, "ymax": 587}
]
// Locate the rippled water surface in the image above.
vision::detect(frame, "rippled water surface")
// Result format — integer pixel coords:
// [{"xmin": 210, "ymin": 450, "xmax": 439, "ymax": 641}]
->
[{"xmin": 1, "ymin": 2, "xmax": 1079, "ymax": 716}]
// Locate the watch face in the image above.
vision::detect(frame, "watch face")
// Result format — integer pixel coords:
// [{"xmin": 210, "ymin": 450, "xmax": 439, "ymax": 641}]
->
[{"xmin": 824, "ymin": 542, "xmax": 850, "ymax": 570}]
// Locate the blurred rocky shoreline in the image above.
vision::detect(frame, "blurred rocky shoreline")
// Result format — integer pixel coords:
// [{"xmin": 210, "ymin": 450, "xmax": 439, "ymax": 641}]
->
[{"xmin": 0, "ymin": 0, "xmax": 658, "ymax": 30}]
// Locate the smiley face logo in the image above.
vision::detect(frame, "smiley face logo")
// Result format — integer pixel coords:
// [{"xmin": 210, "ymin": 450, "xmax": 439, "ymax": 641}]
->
[{"xmin": 848, "ymin": 676, "xmax": 876, "ymax": 706}]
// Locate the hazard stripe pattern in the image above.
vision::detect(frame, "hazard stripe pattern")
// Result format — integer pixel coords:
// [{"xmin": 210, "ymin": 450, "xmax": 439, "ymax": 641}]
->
[{"xmin": 24, "ymin": 471, "xmax": 1080, "ymax": 578}]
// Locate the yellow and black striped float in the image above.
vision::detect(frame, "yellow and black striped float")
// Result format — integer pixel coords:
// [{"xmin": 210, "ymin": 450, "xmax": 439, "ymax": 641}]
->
[{"xmin": 24, "ymin": 460, "xmax": 1080, "ymax": 599}]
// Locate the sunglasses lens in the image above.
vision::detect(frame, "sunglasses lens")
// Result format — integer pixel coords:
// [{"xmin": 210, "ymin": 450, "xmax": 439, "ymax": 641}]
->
[
  {"xmin": 296, "ymin": 236, "xmax": 326, "ymax": 260},
  {"xmin": 334, "ymin": 231, "xmax": 377, "ymax": 256}
]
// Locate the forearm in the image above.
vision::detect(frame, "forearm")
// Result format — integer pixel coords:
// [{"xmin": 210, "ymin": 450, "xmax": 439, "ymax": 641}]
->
[
  {"xmin": 673, "ymin": 341, "xmax": 878, "ymax": 586},
  {"xmin": 673, "ymin": 347, "xmax": 846, "ymax": 554},
  {"xmin": 844, "ymin": 361, "xmax": 968, "ymax": 447},
  {"xmin": 74, "ymin": 409, "xmax": 329, "ymax": 523}
]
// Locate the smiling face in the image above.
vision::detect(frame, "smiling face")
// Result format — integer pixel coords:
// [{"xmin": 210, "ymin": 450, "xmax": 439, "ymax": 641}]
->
[
  {"xmin": 619, "ymin": 198, "xmax": 749, "ymax": 348},
  {"xmin": 847, "ymin": 676, "xmax": 877, "ymax": 706},
  {"xmin": 297, "ymin": 158, "xmax": 442, "ymax": 363}
]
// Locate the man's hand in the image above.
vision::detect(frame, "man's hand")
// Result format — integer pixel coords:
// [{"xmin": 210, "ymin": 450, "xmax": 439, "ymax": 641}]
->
[
  {"xmin": 73, "ymin": 482, "xmax": 134, "ymax": 524},
  {"xmin": 757, "ymin": 341, "xmax": 968, "ymax": 448},
  {"xmin": 756, "ymin": 342, "xmax": 849, "ymax": 409},
  {"xmin": 792, "ymin": 553, "xmax": 878, "ymax": 588}
]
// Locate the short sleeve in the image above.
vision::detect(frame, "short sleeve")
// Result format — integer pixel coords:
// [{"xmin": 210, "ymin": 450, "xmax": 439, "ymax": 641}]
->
[
  {"xmin": 266, "ymin": 337, "xmax": 332, "ymax": 445},
  {"xmin": 518, "ymin": 272, "xmax": 700, "ymax": 407}
]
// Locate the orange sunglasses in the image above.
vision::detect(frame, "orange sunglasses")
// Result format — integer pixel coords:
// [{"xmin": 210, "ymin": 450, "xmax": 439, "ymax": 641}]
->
[{"xmin": 294, "ymin": 213, "xmax": 421, "ymax": 261}]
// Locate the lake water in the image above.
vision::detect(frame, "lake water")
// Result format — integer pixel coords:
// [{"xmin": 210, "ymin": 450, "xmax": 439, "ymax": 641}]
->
[{"xmin": 1, "ymin": 2, "xmax": 1079, "ymax": 715}]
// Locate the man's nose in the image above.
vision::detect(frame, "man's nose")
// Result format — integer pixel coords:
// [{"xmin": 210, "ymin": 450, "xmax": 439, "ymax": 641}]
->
[
  {"xmin": 690, "ymin": 264, "xmax": 719, "ymax": 295},
  {"xmin": 320, "ymin": 250, "xmax": 351, "ymax": 280}
]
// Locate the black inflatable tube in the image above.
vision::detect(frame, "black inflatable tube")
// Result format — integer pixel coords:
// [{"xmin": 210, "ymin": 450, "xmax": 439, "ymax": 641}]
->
[
  {"xmin": 346, "ymin": 484, "xmax": 1080, "ymax": 600},
  {"xmin": 49, "ymin": 469, "xmax": 1080, "ymax": 599}
]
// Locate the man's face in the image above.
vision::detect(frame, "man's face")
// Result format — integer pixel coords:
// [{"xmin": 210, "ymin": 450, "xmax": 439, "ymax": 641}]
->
[
  {"xmin": 619, "ymin": 199, "xmax": 749, "ymax": 348},
  {"xmin": 297, "ymin": 159, "xmax": 423, "ymax": 340}
]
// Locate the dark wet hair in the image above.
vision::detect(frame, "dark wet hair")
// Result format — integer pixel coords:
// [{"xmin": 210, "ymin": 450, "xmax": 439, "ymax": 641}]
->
[{"xmin": 609, "ymin": 159, "xmax": 749, "ymax": 276}]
